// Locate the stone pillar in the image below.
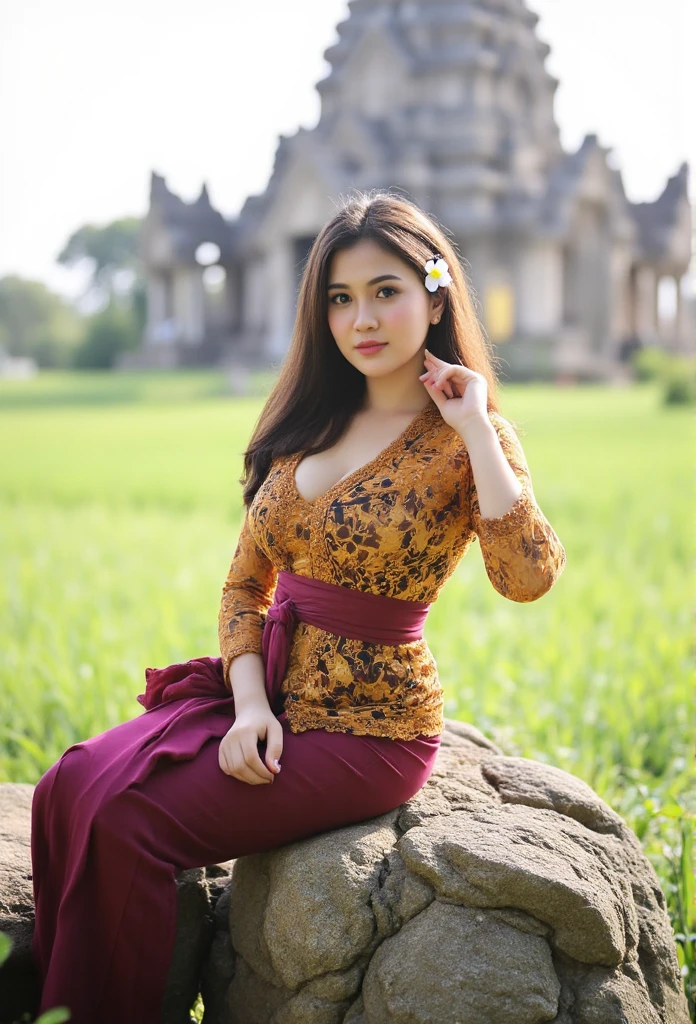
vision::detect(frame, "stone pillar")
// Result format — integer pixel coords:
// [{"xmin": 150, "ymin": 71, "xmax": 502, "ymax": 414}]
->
[
  {"xmin": 634, "ymin": 266, "xmax": 658, "ymax": 344},
  {"xmin": 173, "ymin": 268, "xmax": 205, "ymax": 346},
  {"xmin": 674, "ymin": 276, "xmax": 681, "ymax": 349},
  {"xmin": 627, "ymin": 266, "xmax": 638, "ymax": 337},
  {"xmin": 243, "ymin": 256, "xmax": 266, "ymax": 335},
  {"xmin": 515, "ymin": 241, "xmax": 563, "ymax": 336},
  {"xmin": 608, "ymin": 245, "xmax": 633, "ymax": 358},
  {"xmin": 144, "ymin": 274, "xmax": 171, "ymax": 345},
  {"xmin": 266, "ymin": 241, "xmax": 295, "ymax": 360},
  {"xmin": 673, "ymin": 275, "xmax": 694, "ymax": 354}
]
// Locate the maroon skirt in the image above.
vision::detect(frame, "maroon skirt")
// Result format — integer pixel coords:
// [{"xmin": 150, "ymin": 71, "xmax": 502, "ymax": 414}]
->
[{"xmin": 31, "ymin": 655, "xmax": 441, "ymax": 1023}]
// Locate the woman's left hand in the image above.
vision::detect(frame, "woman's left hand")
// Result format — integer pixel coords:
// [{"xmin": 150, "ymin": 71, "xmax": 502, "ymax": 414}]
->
[{"xmin": 419, "ymin": 348, "xmax": 489, "ymax": 434}]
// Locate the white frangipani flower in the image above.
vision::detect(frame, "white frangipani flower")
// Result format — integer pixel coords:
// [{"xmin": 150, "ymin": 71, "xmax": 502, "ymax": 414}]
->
[{"xmin": 424, "ymin": 257, "xmax": 452, "ymax": 292}]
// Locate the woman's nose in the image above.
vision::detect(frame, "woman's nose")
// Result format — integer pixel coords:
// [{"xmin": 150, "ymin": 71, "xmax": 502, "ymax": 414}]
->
[{"xmin": 353, "ymin": 303, "xmax": 378, "ymax": 329}]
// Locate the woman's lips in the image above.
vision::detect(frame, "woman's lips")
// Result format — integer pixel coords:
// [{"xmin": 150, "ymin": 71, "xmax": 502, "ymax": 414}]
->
[{"xmin": 356, "ymin": 343, "xmax": 387, "ymax": 354}]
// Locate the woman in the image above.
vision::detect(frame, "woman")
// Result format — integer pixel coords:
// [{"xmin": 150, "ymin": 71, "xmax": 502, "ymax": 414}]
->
[{"xmin": 30, "ymin": 191, "xmax": 566, "ymax": 1021}]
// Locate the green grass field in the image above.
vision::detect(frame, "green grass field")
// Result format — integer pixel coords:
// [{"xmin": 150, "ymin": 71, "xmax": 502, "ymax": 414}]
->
[{"xmin": 1, "ymin": 370, "xmax": 693, "ymax": 1015}]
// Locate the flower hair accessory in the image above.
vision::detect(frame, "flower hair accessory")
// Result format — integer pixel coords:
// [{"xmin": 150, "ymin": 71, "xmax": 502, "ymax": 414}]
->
[{"xmin": 424, "ymin": 255, "xmax": 452, "ymax": 292}]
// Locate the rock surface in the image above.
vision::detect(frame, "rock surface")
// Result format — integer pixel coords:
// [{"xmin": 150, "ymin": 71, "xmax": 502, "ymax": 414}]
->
[
  {"xmin": 0, "ymin": 719, "xmax": 689, "ymax": 1024},
  {"xmin": 202, "ymin": 719, "xmax": 689, "ymax": 1024},
  {"xmin": 0, "ymin": 783, "xmax": 37, "ymax": 1023}
]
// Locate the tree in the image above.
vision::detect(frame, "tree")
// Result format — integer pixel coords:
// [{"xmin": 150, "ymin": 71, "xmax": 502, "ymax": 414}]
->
[
  {"xmin": 71, "ymin": 301, "xmax": 141, "ymax": 369},
  {"xmin": 57, "ymin": 217, "xmax": 143, "ymax": 301},
  {"xmin": 58, "ymin": 215, "xmax": 148, "ymax": 366},
  {"xmin": 0, "ymin": 276, "xmax": 84, "ymax": 367}
]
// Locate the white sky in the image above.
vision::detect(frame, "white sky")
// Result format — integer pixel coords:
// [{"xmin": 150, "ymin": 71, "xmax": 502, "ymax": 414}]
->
[{"xmin": 0, "ymin": 0, "xmax": 693, "ymax": 300}]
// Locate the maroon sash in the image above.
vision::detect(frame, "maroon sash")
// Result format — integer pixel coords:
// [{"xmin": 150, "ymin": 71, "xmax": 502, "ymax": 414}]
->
[{"xmin": 261, "ymin": 570, "xmax": 431, "ymax": 711}]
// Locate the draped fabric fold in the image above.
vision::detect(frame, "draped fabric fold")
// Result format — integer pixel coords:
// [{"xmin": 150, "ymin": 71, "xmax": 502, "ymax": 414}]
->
[{"xmin": 136, "ymin": 656, "xmax": 228, "ymax": 710}]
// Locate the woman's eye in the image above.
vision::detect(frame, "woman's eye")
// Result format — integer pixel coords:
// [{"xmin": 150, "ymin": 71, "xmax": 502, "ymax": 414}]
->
[{"xmin": 329, "ymin": 287, "xmax": 397, "ymax": 305}]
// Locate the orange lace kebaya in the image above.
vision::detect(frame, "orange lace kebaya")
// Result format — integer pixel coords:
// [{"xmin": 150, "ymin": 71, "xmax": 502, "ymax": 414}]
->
[{"xmin": 218, "ymin": 403, "xmax": 566, "ymax": 741}]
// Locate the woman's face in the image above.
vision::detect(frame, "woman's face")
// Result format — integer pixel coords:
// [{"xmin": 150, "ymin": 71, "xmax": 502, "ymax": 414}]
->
[{"xmin": 326, "ymin": 238, "xmax": 444, "ymax": 379}]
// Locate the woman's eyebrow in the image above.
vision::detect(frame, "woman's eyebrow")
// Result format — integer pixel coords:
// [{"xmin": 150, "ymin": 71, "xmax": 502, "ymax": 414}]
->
[{"xmin": 327, "ymin": 274, "xmax": 403, "ymax": 290}]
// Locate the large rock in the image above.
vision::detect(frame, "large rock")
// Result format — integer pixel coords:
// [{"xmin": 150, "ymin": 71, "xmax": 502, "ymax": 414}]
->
[
  {"xmin": 0, "ymin": 783, "xmax": 37, "ymax": 1022},
  {"xmin": 0, "ymin": 781, "xmax": 231, "ymax": 1024},
  {"xmin": 202, "ymin": 719, "xmax": 689, "ymax": 1024},
  {"xmin": 0, "ymin": 720, "xmax": 689, "ymax": 1024}
]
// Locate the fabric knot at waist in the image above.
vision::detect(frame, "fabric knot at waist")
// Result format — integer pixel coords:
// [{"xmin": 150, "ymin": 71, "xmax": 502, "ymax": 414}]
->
[{"xmin": 261, "ymin": 569, "xmax": 432, "ymax": 712}]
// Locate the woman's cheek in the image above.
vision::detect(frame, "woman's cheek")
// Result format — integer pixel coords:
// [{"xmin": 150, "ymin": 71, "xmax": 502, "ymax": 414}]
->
[
  {"xmin": 328, "ymin": 310, "xmax": 352, "ymax": 355},
  {"xmin": 327, "ymin": 309, "xmax": 343, "ymax": 341},
  {"xmin": 384, "ymin": 300, "xmax": 418, "ymax": 339}
]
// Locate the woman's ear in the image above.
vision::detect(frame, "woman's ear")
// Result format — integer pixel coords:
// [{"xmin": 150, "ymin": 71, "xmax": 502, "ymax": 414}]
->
[{"xmin": 429, "ymin": 292, "xmax": 446, "ymax": 323}]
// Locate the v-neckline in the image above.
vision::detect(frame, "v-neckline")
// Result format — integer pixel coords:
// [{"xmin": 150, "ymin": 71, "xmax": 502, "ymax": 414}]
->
[{"xmin": 290, "ymin": 401, "xmax": 438, "ymax": 508}]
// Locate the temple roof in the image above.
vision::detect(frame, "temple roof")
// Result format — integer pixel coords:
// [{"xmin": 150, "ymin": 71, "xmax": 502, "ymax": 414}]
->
[
  {"xmin": 142, "ymin": 1, "xmax": 691, "ymax": 276},
  {"xmin": 628, "ymin": 163, "xmax": 690, "ymax": 263},
  {"xmin": 145, "ymin": 172, "xmax": 238, "ymax": 263}
]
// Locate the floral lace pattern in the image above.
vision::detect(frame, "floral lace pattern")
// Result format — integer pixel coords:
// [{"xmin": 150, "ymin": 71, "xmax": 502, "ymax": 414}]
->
[{"xmin": 218, "ymin": 404, "xmax": 567, "ymax": 740}]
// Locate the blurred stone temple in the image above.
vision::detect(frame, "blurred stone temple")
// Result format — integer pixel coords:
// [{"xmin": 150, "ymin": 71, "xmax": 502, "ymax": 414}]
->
[{"xmin": 132, "ymin": 0, "xmax": 693, "ymax": 381}]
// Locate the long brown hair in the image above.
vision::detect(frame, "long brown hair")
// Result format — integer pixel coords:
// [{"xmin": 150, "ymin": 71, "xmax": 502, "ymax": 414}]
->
[{"xmin": 240, "ymin": 190, "xmax": 505, "ymax": 507}]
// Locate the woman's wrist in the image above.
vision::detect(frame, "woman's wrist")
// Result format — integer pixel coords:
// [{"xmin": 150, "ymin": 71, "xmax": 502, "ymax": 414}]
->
[
  {"xmin": 228, "ymin": 652, "xmax": 271, "ymax": 713},
  {"xmin": 455, "ymin": 411, "xmax": 495, "ymax": 448}
]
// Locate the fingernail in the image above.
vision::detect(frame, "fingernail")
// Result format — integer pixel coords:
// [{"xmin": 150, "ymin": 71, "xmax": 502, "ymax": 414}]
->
[{"xmin": 274, "ymin": 760, "xmax": 281, "ymax": 771}]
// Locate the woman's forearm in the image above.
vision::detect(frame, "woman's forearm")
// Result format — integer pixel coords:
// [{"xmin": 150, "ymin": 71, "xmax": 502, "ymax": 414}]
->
[
  {"xmin": 458, "ymin": 415, "xmax": 523, "ymax": 520},
  {"xmin": 228, "ymin": 652, "xmax": 271, "ymax": 713}
]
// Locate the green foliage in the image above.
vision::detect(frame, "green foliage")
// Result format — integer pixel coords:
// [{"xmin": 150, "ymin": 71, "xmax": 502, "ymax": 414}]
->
[
  {"xmin": 0, "ymin": 276, "xmax": 84, "ymax": 368},
  {"xmin": 71, "ymin": 300, "xmax": 141, "ymax": 370},
  {"xmin": 57, "ymin": 217, "xmax": 143, "ymax": 296},
  {"xmin": 57, "ymin": 215, "xmax": 149, "ymax": 369},
  {"xmin": 0, "ymin": 209, "xmax": 147, "ymax": 373},
  {"xmin": 663, "ymin": 355, "xmax": 696, "ymax": 406},
  {"xmin": 632, "ymin": 345, "xmax": 671, "ymax": 381},
  {"xmin": 630, "ymin": 346, "xmax": 696, "ymax": 406},
  {"xmin": 0, "ymin": 376, "xmax": 692, "ymax": 1016}
]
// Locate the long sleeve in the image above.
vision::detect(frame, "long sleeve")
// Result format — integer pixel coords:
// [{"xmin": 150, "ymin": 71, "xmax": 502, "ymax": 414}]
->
[
  {"xmin": 218, "ymin": 509, "xmax": 278, "ymax": 686},
  {"xmin": 465, "ymin": 412, "xmax": 567, "ymax": 602}
]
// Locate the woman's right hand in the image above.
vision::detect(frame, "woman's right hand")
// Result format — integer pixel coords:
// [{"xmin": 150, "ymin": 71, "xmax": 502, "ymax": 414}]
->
[{"xmin": 218, "ymin": 704, "xmax": 284, "ymax": 785}]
